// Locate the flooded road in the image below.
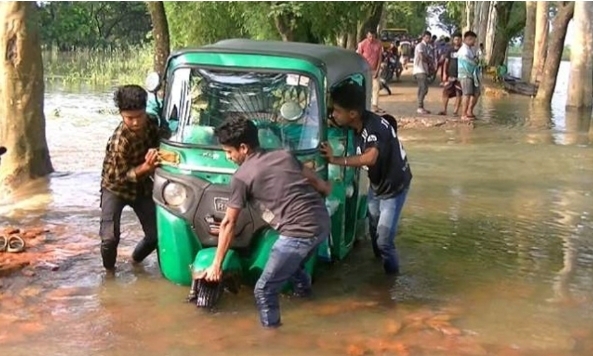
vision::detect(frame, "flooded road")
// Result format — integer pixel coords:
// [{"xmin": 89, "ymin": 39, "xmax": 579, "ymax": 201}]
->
[{"xmin": 1, "ymin": 61, "xmax": 593, "ymax": 355}]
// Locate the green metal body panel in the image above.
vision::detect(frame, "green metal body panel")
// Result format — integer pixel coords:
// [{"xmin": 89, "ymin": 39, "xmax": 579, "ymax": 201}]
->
[
  {"xmin": 156, "ymin": 206, "xmax": 201, "ymax": 285},
  {"xmin": 151, "ymin": 39, "xmax": 372, "ymax": 289},
  {"xmin": 191, "ymin": 248, "xmax": 242, "ymax": 274}
]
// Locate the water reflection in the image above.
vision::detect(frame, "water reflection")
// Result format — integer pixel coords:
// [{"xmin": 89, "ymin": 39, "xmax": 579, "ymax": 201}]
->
[{"xmin": 561, "ymin": 110, "xmax": 593, "ymax": 146}]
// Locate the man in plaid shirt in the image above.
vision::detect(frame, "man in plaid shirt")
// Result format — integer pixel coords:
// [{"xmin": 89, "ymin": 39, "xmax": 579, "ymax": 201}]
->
[{"xmin": 100, "ymin": 84, "xmax": 170, "ymax": 273}]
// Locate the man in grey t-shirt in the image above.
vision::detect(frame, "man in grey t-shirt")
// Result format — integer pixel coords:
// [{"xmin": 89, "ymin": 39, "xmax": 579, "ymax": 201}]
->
[{"xmin": 202, "ymin": 117, "xmax": 331, "ymax": 328}]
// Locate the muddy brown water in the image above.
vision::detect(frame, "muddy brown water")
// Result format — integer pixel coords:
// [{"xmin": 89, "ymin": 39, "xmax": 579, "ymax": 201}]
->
[{"xmin": 1, "ymin": 59, "xmax": 593, "ymax": 356}]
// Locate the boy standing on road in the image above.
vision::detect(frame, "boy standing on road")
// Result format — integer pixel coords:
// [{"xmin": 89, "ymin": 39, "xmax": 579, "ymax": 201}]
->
[
  {"xmin": 202, "ymin": 117, "xmax": 332, "ymax": 328},
  {"xmin": 320, "ymin": 83, "xmax": 412, "ymax": 276},
  {"xmin": 99, "ymin": 85, "xmax": 170, "ymax": 273}
]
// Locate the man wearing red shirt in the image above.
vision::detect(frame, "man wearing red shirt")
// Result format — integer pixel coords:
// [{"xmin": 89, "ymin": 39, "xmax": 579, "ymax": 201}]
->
[{"xmin": 357, "ymin": 29, "xmax": 384, "ymax": 114}]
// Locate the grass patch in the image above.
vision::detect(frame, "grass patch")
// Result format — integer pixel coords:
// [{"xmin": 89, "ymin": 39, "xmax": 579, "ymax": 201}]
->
[{"xmin": 42, "ymin": 46, "xmax": 153, "ymax": 87}]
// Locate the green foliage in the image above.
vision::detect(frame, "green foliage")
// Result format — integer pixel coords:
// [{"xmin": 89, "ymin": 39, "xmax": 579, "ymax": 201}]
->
[
  {"xmin": 164, "ymin": 2, "xmax": 252, "ymax": 48},
  {"xmin": 429, "ymin": 2, "xmax": 464, "ymax": 35},
  {"xmin": 500, "ymin": 1, "xmax": 526, "ymax": 40},
  {"xmin": 43, "ymin": 46, "xmax": 152, "ymax": 86},
  {"xmin": 385, "ymin": 2, "xmax": 431, "ymax": 36},
  {"xmin": 38, "ymin": 1, "xmax": 152, "ymax": 50},
  {"xmin": 38, "ymin": 1, "xmax": 436, "ymax": 85}
]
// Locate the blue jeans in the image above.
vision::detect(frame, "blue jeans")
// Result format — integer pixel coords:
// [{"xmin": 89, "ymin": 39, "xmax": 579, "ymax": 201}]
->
[
  {"xmin": 254, "ymin": 233, "xmax": 326, "ymax": 328},
  {"xmin": 367, "ymin": 187, "xmax": 409, "ymax": 274}
]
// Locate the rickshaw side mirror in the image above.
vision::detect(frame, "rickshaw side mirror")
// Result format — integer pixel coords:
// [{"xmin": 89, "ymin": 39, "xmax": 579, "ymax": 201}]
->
[{"xmin": 145, "ymin": 72, "xmax": 161, "ymax": 93}]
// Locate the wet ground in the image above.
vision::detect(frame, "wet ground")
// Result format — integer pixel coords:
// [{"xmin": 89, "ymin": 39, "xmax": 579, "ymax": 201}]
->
[{"xmin": 1, "ymin": 59, "xmax": 593, "ymax": 355}]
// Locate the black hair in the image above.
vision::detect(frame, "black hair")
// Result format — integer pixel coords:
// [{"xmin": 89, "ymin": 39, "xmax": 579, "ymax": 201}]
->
[
  {"xmin": 367, "ymin": 29, "xmax": 377, "ymax": 36},
  {"xmin": 452, "ymin": 32, "xmax": 462, "ymax": 39},
  {"xmin": 214, "ymin": 117, "xmax": 260, "ymax": 150},
  {"xmin": 464, "ymin": 31, "xmax": 477, "ymax": 39},
  {"xmin": 330, "ymin": 82, "xmax": 365, "ymax": 114},
  {"xmin": 113, "ymin": 84, "xmax": 147, "ymax": 111},
  {"xmin": 479, "ymin": 43, "xmax": 484, "ymax": 48},
  {"xmin": 444, "ymin": 37, "xmax": 450, "ymax": 43},
  {"xmin": 431, "ymin": 35, "xmax": 437, "ymax": 40},
  {"xmin": 423, "ymin": 31, "xmax": 432, "ymax": 38}
]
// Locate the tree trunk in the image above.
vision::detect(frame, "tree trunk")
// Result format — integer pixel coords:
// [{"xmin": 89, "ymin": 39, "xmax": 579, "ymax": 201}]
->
[
  {"xmin": 521, "ymin": 1, "xmax": 537, "ymax": 81},
  {"xmin": 485, "ymin": 1, "xmax": 498, "ymax": 64},
  {"xmin": 488, "ymin": 2, "xmax": 514, "ymax": 67},
  {"xmin": 346, "ymin": 30, "xmax": 357, "ymax": 50},
  {"xmin": 0, "ymin": 2, "xmax": 53, "ymax": 195},
  {"xmin": 535, "ymin": 2, "xmax": 574, "ymax": 105},
  {"xmin": 146, "ymin": 1, "xmax": 170, "ymax": 78},
  {"xmin": 472, "ymin": 1, "xmax": 481, "ymax": 34},
  {"xmin": 566, "ymin": 1, "xmax": 593, "ymax": 110},
  {"xmin": 357, "ymin": 2, "xmax": 384, "ymax": 42},
  {"xmin": 273, "ymin": 15, "xmax": 295, "ymax": 42},
  {"xmin": 530, "ymin": 1, "xmax": 549, "ymax": 84},
  {"xmin": 478, "ymin": 1, "xmax": 491, "ymax": 47}
]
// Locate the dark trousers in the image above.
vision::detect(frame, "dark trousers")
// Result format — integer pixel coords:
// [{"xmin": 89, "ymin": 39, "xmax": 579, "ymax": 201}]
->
[
  {"xmin": 99, "ymin": 189, "xmax": 158, "ymax": 269},
  {"xmin": 414, "ymin": 73, "xmax": 429, "ymax": 109},
  {"xmin": 253, "ymin": 234, "xmax": 327, "ymax": 327}
]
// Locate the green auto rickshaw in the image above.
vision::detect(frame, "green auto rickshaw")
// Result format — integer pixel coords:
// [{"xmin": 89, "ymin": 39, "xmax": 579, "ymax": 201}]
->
[{"xmin": 145, "ymin": 39, "xmax": 372, "ymax": 306}]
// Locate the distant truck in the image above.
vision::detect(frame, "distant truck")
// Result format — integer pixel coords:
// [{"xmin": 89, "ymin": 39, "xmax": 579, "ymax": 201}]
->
[{"xmin": 380, "ymin": 28, "xmax": 408, "ymax": 49}]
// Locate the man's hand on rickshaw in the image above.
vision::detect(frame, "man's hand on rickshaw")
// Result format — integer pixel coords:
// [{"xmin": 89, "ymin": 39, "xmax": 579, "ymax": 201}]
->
[
  {"xmin": 203, "ymin": 264, "xmax": 222, "ymax": 282},
  {"xmin": 319, "ymin": 142, "xmax": 334, "ymax": 163},
  {"xmin": 145, "ymin": 149, "xmax": 159, "ymax": 166}
]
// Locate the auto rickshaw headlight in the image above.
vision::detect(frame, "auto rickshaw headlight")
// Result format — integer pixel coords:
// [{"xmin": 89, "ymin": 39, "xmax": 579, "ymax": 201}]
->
[{"xmin": 163, "ymin": 182, "xmax": 188, "ymax": 207}]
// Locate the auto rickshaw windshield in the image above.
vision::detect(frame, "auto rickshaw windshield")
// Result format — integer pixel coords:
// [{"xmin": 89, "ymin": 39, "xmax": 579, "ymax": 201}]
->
[{"xmin": 163, "ymin": 67, "xmax": 321, "ymax": 151}]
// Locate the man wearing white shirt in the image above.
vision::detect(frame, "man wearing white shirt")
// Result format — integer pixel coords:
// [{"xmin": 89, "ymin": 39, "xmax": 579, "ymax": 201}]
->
[{"xmin": 412, "ymin": 31, "xmax": 432, "ymax": 115}]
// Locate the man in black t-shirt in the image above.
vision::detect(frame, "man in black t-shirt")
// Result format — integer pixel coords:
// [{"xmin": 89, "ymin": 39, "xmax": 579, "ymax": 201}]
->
[
  {"xmin": 321, "ymin": 83, "xmax": 412, "ymax": 275},
  {"xmin": 438, "ymin": 32, "xmax": 462, "ymax": 116}
]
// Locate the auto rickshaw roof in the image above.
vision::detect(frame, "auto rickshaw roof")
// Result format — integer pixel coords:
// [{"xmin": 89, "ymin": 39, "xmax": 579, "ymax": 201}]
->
[{"xmin": 170, "ymin": 39, "xmax": 370, "ymax": 86}]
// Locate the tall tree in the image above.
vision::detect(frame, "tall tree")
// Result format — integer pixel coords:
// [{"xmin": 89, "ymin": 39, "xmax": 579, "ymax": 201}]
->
[
  {"xmin": 484, "ymin": 1, "xmax": 498, "ymax": 64},
  {"xmin": 535, "ymin": 1, "xmax": 574, "ymax": 105},
  {"xmin": 488, "ymin": 2, "xmax": 513, "ymax": 66},
  {"xmin": 521, "ymin": 1, "xmax": 536, "ymax": 81},
  {"xmin": 0, "ymin": 2, "xmax": 53, "ymax": 194},
  {"xmin": 146, "ymin": 1, "xmax": 170, "ymax": 77},
  {"xmin": 566, "ymin": 1, "xmax": 593, "ymax": 110},
  {"xmin": 530, "ymin": 1, "xmax": 549, "ymax": 84},
  {"xmin": 477, "ymin": 1, "xmax": 491, "ymax": 47}
]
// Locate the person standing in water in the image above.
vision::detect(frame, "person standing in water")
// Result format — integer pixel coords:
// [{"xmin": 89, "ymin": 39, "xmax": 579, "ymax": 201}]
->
[
  {"xmin": 99, "ymin": 84, "xmax": 170, "ymax": 274},
  {"xmin": 321, "ymin": 82, "xmax": 412, "ymax": 275},
  {"xmin": 457, "ymin": 31, "xmax": 480, "ymax": 120},
  {"xmin": 202, "ymin": 117, "xmax": 331, "ymax": 328}
]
